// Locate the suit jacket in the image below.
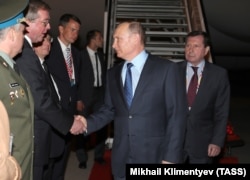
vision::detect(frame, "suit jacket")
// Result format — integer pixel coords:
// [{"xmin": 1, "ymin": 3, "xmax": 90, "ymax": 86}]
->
[
  {"xmin": 15, "ymin": 40, "xmax": 74, "ymax": 167},
  {"xmin": 0, "ymin": 55, "xmax": 34, "ymax": 180},
  {"xmin": 179, "ymin": 60, "xmax": 230, "ymax": 159},
  {"xmin": 46, "ymin": 38, "xmax": 82, "ymax": 115},
  {"xmin": 86, "ymin": 54, "xmax": 187, "ymax": 177},
  {"xmin": 79, "ymin": 48, "xmax": 107, "ymax": 109},
  {"xmin": 0, "ymin": 100, "xmax": 22, "ymax": 180}
]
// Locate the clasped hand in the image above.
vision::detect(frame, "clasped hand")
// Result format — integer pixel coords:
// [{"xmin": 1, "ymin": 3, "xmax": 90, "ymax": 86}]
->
[{"xmin": 70, "ymin": 115, "xmax": 87, "ymax": 135}]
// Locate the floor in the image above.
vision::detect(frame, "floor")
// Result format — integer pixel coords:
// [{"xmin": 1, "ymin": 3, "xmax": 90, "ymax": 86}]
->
[
  {"xmin": 65, "ymin": 148, "xmax": 95, "ymax": 180},
  {"xmin": 64, "ymin": 69, "xmax": 250, "ymax": 179}
]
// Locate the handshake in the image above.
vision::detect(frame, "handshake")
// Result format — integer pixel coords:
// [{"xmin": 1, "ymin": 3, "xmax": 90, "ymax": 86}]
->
[{"xmin": 69, "ymin": 115, "xmax": 87, "ymax": 135}]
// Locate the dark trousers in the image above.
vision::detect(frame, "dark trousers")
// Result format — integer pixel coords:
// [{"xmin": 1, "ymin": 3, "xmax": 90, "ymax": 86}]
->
[
  {"xmin": 33, "ymin": 166, "xmax": 43, "ymax": 180},
  {"xmin": 51, "ymin": 134, "xmax": 72, "ymax": 180},
  {"xmin": 183, "ymin": 151, "xmax": 213, "ymax": 164},
  {"xmin": 76, "ymin": 126, "xmax": 107, "ymax": 163},
  {"xmin": 33, "ymin": 158, "xmax": 55, "ymax": 180}
]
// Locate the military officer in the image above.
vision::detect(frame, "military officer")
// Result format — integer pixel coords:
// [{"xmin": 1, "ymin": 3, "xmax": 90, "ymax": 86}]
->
[{"xmin": 0, "ymin": 0, "xmax": 35, "ymax": 180}]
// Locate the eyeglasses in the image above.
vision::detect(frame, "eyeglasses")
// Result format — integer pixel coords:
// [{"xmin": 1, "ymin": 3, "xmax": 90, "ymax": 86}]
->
[
  {"xmin": 31, "ymin": 19, "xmax": 50, "ymax": 27},
  {"xmin": 44, "ymin": 36, "xmax": 53, "ymax": 43},
  {"xmin": 39, "ymin": 20, "xmax": 50, "ymax": 27}
]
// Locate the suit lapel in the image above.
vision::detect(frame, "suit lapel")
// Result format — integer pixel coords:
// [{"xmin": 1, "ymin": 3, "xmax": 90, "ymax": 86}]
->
[
  {"xmin": 114, "ymin": 62, "xmax": 127, "ymax": 107},
  {"xmin": 115, "ymin": 55, "xmax": 159, "ymax": 109},
  {"xmin": 130, "ymin": 57, "xmax": 155, "ymax": 109},
  {"xmin": 54, "ymin": 39, "xmax": 70, "ymax": 81},
  {"xmin": 180, "ymin": 61, "xmax": 187, "ymax": 85},
  {"xmin": 71, "ymin": 47, "xmax": 80, "ymax": 82},
  {"xmin": 191, "ymin": 61, "xmax": 210, "ymax": 108}
]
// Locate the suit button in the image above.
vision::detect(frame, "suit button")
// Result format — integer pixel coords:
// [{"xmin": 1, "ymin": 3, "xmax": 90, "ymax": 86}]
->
[{"xmin": 128, "ymin": 115, "xmax": 132, "ymax": 119}]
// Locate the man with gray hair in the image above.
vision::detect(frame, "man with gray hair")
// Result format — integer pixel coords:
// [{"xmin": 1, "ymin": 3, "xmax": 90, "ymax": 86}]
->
[{"xmin": 0, "ymin": 0, "xmax": 35, "ymax": 179}]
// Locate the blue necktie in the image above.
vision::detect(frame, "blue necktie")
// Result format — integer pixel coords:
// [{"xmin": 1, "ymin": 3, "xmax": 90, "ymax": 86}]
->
[{"xmin": 124, "ymin": 63, "xmax": 133, "ymax": 107}]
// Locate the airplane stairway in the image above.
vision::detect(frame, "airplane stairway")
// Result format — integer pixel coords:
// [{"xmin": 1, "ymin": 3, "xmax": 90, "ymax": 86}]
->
[{"xmin": 105, "ymin": 0, "xmax": 210, "ymax": 67}]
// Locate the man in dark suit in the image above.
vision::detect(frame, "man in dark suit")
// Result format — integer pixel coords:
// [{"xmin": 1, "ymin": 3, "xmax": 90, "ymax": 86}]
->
[
  {"xmin": 15, "ymin": 2, "xmax": 85, "ymax": 180},
  {"xmin": 46, "ymin": 13, "xmax": 84, "ymax": 179},
  {"xmin": 76, "ymin": 30, "xmax": 107, "ymax": 169},
  {"xmin": 178, "ymin": 31, "xmax": 230, "ymax": 164},
  {"xmin": 83, "ymin": 21, "xmax": 187, "ymax": 180}
]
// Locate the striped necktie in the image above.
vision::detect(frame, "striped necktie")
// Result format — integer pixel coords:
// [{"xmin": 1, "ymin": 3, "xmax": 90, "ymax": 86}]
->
[{"xmin": 65, "ymin": 47, "xmax": 73, "ymax": 79}]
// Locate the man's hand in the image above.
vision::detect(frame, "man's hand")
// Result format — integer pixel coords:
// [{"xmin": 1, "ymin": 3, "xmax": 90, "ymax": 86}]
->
[
  {"xmin": 208, "ymin": 144, "xmax": 221, "ymax": 157},
  {"xmin": 70, "ymin": 115, "xmax": 87, "ymax": 135}
]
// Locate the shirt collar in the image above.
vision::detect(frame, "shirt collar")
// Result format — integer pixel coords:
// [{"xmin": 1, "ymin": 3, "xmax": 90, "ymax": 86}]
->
[
  {"xmin": 0, "ymin": 50, "xmax": 15, "ymax": 68},
  {"xmin": 86, "ymin": 46, "xmax": 96, "ymax": 56},
  {"xmin": 187, "ymin": 60, "xmax": 205, "ymax": 76},
  {"xmin": 25, "ymin": 35, "xmax": 33, "ymax": 47},
  {"xmin": 124, "ymin": 50, "xmax": 148, "ymax": 72},
  {"xmin": 38, "ymin": 57, "xmax": 45, "ymax": 65},
  {"xmin": 187, "ymin": 59, "xmax": 205, "ymax": 69},
  {"xmin": 58, "ymin": 37, "xmax": 71, "ymax": 51}
]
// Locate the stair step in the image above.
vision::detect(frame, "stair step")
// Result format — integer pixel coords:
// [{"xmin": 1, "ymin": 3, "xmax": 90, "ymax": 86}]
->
[
  {"xmin": 149, "ymin": 51, "xmax": 184, "ymax": 57},
  {"xmin": 115, "ymin": 22, "xmax": 187, "ymax": 28},
  {"xmin": 150, "ymin": 53, "xmax": 184, "ymax": 58},
  {"xmin": 117, "ymin": 0, "xmax": 182, "ymax": 6},
  {"xmin": 117, "ymin": 5, "xmax": 184, "ymax": 9},
  {"xmin": 145, "ymin": 31, "xmax": 187, "ymax": 37},
  {"xmin": 116, "ymin": 13, "xmax": 186, "ymax": 19},
  {"xmin": 117, "ymin": 8, "xmax": 184, "ymax": 13},
  {"xmin": 115, "ymin": 23, "xmax": 188, "ymax": 33},
  {"xmin": 146, "ymin": 42, "xmax": 185, "ymax": 47},
  {"xmin": 145, "ymin": 46, "xmax": 184, "ymax": 52}
]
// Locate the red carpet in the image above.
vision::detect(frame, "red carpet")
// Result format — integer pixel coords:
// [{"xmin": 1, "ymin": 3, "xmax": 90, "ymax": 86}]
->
[
  {"xmin": 219, "ymin": 156, "xmax": 238, "ymax": 164},
  {"xmin": 89, "ymin": 150, "xmax": 113, "ymax": 180},
  {"xmin": 218, "ymin": 122, "xmax": 244, "ymax": 164},
  {"xmin": 88, "ymin": 149, "xmax": 238, "ymax": 180}
]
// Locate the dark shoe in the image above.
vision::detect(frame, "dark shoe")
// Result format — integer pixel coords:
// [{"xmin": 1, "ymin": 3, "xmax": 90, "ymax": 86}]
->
[
  {"xmin": 78, "ymin": 162, "xmax": 87, "ymax": 169},
  {"xmin": 94, "ymin": 158, "xmax": 106, "ymax": 165}
]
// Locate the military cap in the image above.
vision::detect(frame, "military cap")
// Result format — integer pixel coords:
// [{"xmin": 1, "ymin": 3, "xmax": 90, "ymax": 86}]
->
[{"xmin": 0, "ymin": 0, "xmax": 29, "ymax": 29}]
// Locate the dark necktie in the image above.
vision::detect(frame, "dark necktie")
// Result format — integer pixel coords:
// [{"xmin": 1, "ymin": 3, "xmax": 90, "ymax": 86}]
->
[
  {"xmin": 95, "ymin": 52, "xmax": 100, "ymax": 87},
  {"xmin": 42, "ymin": 61, "xmax": 49, "ymax": 74},
  {"xmin": 42, "ymin": 61, "xmax": 60, "ymax": 103},
  {"xmin": 187, "ymin": 66, "xmax": 198, "ymax": 107},
  {"xmin": 124, "ymin": 63, "xmax": 133, "ymax": 107}
]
